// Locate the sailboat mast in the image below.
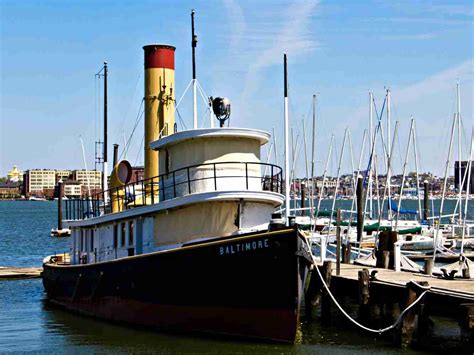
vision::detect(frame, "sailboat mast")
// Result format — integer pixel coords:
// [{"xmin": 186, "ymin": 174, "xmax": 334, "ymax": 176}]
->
[
  {"xmin": 330, "ymin": 129, "xmax": 348, "ymax": 226},
  {"xmin": 412, "ymin": 120, "xmax": 423, "ymax": 221},
  {"xmin": 433, "ymin": 114, "xmax": 457, "ymax": 268},
  {"xmin": 368, "ymin": 92, "xmax": 373, "ymax": 218},
  {"xmin": 457, "ymin": 82, "xmax": 462, "ymax": 225},
  {"xmin": 284, "ymin": 54, "xmax": 291, "ymax": 225},
  {"xmin": 395, "ymin": 118, "xmax": 415, "ymax": 230},
  {"xmin": 316, "ymin": 134, "xmax": 334, "ymax": 215},
  {"xmin": 460, "ymin": 129, "xmax": 474, "ymax": 255},
  {"xmin": 103, "ymin": 61, "xmax": 108, "ymax": 198},
  {"xmin": 191, "ymin": 10, "xmax": 198, "ymax": 129},
  {"xmin": 386, "ymin": 88, "xmax": 392, "ymax": 220},
  {"xmin": 311, "ymin": 94, "xmax": 316, "ymax": 179}
]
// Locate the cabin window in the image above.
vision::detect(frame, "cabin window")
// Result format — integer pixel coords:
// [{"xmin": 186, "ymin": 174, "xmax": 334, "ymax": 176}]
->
[
  {"xmin": 113, "ymin": 224, "xmax": 118, "ymax": 248},
  {"xmin": 90, "ymin": 229, "xmax": 94, "ymax": 252},
  {"xmin": 128, "ymin": 221, "xmax": 134, "ymax": 246},
  {"xmin": 80, "ymin": 230, "xmax": 84, "ymax": 251},
  {"xmin": 121, "ymin": 223, "xmax": 126, "ymax": 247}
]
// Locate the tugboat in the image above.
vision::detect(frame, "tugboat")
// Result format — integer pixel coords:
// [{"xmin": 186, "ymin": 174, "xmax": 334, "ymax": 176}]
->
[{"xmin": 42, "ymin": 37, "xmax": 312, "ymax": 342}]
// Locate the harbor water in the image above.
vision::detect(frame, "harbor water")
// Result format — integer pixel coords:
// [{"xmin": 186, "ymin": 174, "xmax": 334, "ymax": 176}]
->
[{"xmin": 0, "ymin": 200, "xmax": 468, "ymax": 353}]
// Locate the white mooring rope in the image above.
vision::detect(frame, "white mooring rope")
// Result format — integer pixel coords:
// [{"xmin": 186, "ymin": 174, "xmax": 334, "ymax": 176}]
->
[{"xmin": 306, "ymin": 238, "xmax": 431, "ymax": 334}]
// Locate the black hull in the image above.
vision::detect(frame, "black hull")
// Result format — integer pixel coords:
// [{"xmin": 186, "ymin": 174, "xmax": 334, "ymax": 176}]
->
[{"xmin": 42, "ymin": 228, "xmax": 311, "ymax": 343}]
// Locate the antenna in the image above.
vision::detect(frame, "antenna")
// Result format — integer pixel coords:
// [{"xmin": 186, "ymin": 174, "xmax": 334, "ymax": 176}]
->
[{"xmin": 191, "ymin": 9, "xmax": 198, "ymax": 129}]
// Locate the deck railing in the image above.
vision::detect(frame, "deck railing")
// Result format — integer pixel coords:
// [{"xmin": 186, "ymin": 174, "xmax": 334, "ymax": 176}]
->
[{"xmin": 64, "ymin": 161, "xmax": 282, "ymax": 221}]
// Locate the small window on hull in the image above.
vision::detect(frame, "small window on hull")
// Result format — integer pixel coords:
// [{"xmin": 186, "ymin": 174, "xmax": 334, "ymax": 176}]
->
[
  {"xmin": 121, "ymin": 223, "xmax": 126, "ymax": 247},
  {"xmin": 129, "ymin": 221, "xmax": 134, "ymax": 246},
  {"xmin": 113, "ymin": 224, "xmax": 118, "ymax": 248}
]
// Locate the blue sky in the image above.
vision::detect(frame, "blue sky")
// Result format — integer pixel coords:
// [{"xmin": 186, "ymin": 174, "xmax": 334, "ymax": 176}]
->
[{"xmin": 1, "ymin": 0, "xmax": 472, "ymax": 177}]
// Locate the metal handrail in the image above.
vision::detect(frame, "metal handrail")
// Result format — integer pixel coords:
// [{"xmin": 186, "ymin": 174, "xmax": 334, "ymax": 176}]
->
[{"xmin": 65, "ymin": 161, "xmax": 283, "ymax": 221}]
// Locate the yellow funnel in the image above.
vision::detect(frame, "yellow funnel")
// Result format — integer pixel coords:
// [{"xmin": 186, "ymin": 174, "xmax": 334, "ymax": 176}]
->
[{"xmin": 143, "ymin": 44, "xmax": 176, "ymax": 181}]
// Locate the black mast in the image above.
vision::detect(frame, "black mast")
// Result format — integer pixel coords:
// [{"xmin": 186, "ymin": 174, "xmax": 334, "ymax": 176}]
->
[
  {"xmin": 104, "ymin": 61, "xmax": 108, "ymax": 165},
  {"xmin": 191, "ymin": 10, "xmax": 197, "ymax": 81}
]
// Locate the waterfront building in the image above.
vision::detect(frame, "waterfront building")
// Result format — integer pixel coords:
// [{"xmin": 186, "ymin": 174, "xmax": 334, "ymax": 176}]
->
[
  {"xmin": 0, "ymin": 183, "xmax": 21, "ymax": 199},
  {"xmin": 56, "ymin": 170, "xmax": 72, "ymax": 183},
  {"xmin": 130, "ymin": 166, "xmax": 145, "ymax": 184},
  {"xmin": 314, "ymin": 179, "xmax": 337, "ymax": 189},
  {"xmin": 72, "ymin": 170, "xmax": 102, "ymax": 190},
  {"xmin": 63, "ymin": 180, "xmax": 82, "ymax": 198},
  {"xmin": 7, "ymin": 165, "xmax": 23, "ymax": 183},
  {"xmin": 23, "ymin": 169, "xmax": 102, "ymax": 198},
  {"xmin": 26, "ymin": 169, "xmax": 56, "ymax": 197}
]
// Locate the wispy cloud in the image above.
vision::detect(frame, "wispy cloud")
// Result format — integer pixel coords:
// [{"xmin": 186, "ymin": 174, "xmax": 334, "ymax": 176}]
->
[
  {"xmin": 337, "ymin": 59, "xmax": 473, "ymax": 175},
  {"xmin": 344, "ymin": 59, "xmax": 473, "ymax": 126},
  {"xmin": 373, "ymin": 16, "xmax": 471, "ymax": 26},
  {"xmin": 222, "ymin": 0, "xmax": 245, "ymax": 55},
  {"xmin": 245, "ymin": 0, "xmax": 319, "ymax": 70},
  {"xmin": 372, "ymin": 1, "xmax": 474, "ymax": 20},
  {"xmin": 380, "ymin": 32, "xmax": 436, "ymax": 41},
  {"xmin": 395, "ymin": 59, "xmax": 473, "ymax": 104},
  {"xmin": 219, "ymin": 0, "xmax": 320, "ymax": 122},
  {"xmin": 425, "ymin": 4, "xmax": 474, "ymax": 18}
]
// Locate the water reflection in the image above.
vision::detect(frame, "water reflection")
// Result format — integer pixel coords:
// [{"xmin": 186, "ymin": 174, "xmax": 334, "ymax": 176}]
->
[{"xmin": 39, "ymin": 294, "xmax": 405, "ymax": 354}]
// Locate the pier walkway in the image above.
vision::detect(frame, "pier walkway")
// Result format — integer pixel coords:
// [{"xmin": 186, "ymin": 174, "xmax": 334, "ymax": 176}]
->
[
  {"xmin": 322, "ymin": 262, "xmax": 474, "ymax": 304},
  {"xmin": 0, "ymin": 266, "xmax": 42, "ymax": 279}
]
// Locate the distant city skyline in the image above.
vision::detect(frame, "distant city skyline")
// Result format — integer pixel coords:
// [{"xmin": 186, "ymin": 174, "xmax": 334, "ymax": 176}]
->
[{"xmin": 1, "ymin": 0, "xmax": 473, "ymax": 177}]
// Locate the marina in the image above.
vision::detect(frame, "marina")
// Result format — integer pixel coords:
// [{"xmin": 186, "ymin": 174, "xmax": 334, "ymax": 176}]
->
[{"xmin": 1, "ymin": 1, "xmax": 473, "ymax": 353}]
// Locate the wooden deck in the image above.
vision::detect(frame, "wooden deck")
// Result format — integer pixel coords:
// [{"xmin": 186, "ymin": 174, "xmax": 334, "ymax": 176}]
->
[
  {"xmin": 0, "ymin": 266, "xmax": 42, "ymax": 279},
  {"xmin": 323, "ymin": 263, "xmax": 474, "ymax": 301}
]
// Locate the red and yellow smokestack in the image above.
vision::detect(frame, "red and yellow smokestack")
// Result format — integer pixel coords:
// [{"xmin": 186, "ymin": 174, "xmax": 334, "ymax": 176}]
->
[{"xmin": 143, "ymin": 44, "xmax": 176, "ymax": 180}]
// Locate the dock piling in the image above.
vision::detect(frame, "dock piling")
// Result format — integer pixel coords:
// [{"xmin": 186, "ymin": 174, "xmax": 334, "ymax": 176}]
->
[
  {"xmin": 304, "ymin": 266, "xmax": 319, "ymax": 319},
  {"xmin": 397, "ymin": 281, "xmax": 430, "ymax": 348},
  {"xmin": 321, "ymin": 260, "xmax": 332, "ymax": 322},
  {"xmin": 356, "ymin": 176, "xmax": 364, "ymax": 244},
  {"xmin": 358, "ymin": 268, "xmax": 370, "ymax": 320},
  {"xmin": 301, "ymin": 183, "xmax": 306, "ymax": 216},
  {"xmin": 342, "ymin": 239, "xmax": 351, "ymax": 264},
  {"xmin": 58, "ymin": 181, "xmax": 63, "ymax": 231},
  {"xmin": 423, "ymin": 180, "xmax": 430, "ymax": 221},
  {"xmin": 424, "ymin": 258, "xmax": 434, "ymax": 275},
  {"xmin": 459, "ymin": 303, "xmax": 474, "ymax": 347},
  {"xmin": 376, "ymin": 231, "xmax": 397, "ymax": 269}
]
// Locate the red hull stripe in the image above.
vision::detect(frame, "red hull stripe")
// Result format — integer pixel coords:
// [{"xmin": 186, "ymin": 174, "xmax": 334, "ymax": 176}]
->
[
  {"xmin": 51, "ymin": 297, "xmax": 297, "ymax": 343},
  {"xmin": 143, "ymin": 45, "xmax": 175, "ymax": 70}
]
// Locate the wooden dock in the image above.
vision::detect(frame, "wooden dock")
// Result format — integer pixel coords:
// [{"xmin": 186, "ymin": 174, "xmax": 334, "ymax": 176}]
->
[
  {"xmin": 325, "ymin": 262, "xmax": 474, "ymax": 304},
  {"xmin": 305, "ymin": 261, "xmax": 474, "ymax": 350},
  {"xmin": 0, "ymin": 266, "xmax": 42, "ymax": 279}
]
